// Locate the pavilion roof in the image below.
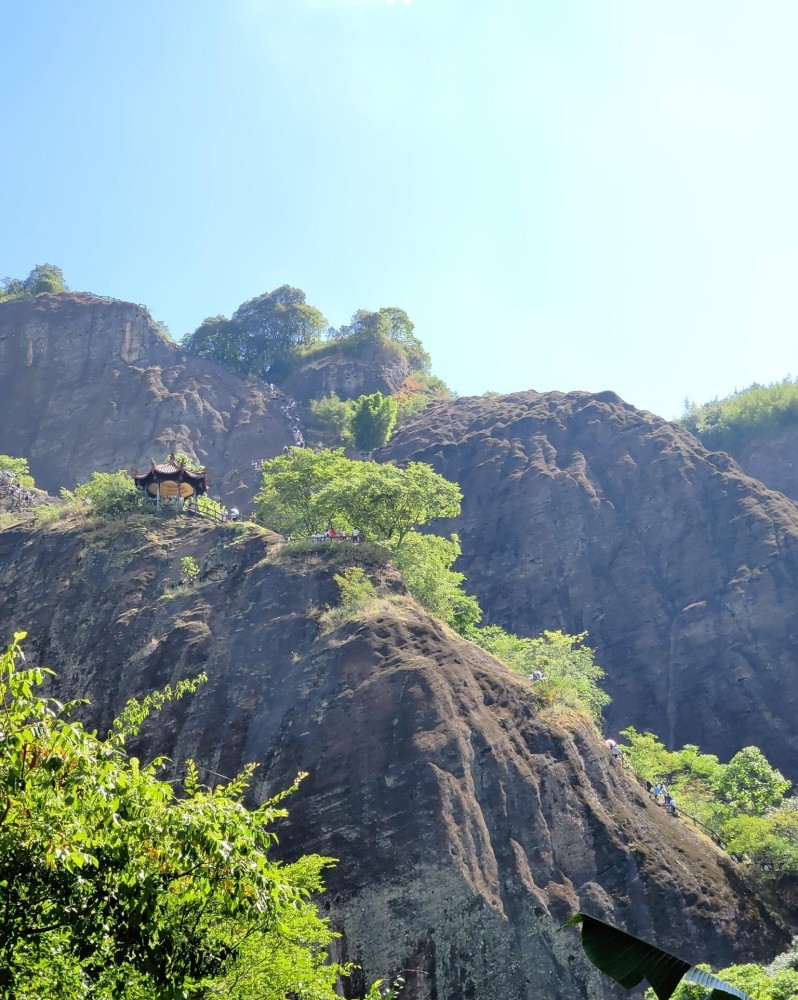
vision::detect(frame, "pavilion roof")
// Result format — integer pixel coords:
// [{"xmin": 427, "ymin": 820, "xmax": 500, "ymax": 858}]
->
[{"xmin": 131, "ymin": 454, "xmax": 209, "ymax": 491}]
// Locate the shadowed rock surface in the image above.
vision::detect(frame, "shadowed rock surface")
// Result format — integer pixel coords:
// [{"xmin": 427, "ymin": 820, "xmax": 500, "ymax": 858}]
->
[
  {"xmin": 381, "ymin": 390, "xmax": 798, "ymax": 776},
  {"xmin": 735, "ymin": 426, "xmax": 798, "ymax": 503},
  {"xmin": 0, "ymin": 516, "xmax": 787, "ymax": 998}
]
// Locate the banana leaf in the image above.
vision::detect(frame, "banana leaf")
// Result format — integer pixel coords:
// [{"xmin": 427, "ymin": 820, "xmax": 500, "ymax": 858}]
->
[{"xmin": 565, "ymin": 914, "xmax": 753, "ymax": 1000}]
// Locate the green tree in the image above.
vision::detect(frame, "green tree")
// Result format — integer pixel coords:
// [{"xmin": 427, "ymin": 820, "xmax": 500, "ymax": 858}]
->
[
  {"xmin": 255, "ymin": 448, "xmax": 351, "ymax": 536},
  {"xmin": 715, "ymin": 746, "xmax": 790, "ymax": 816},
  {"xmin": 180, "ymin": 315, "xmax": 242, "ymax": 371},
  {"xmin": 392, "ymin": 532, "xmax": 481, "ymax": 632},
  {"xmin": 308, "ymin": 392, "xmax": 355, "ymax": 443},
  {"xmin": 333, "ymin": 459, "xmax": 461, "ymax": 545},
  {"xmin": 75, "ymin": 470, "xmax": 145, "ymax": 516},
  {"xmin": 1, "ymin": 264, "xmax": 67, "ymax": 301},
  {"xmin": 255, "ymin": 449, "xmax": 462, "ymax": 545},
  {"xmin": 0, "ymin": 633, "xmax": 350, "ymax": 999},
  {"xmin": 0, "ymin": 455, "xmax": 36, "ymax": 489},
  {"xmin": 182, "ymin": 287, "xmax": 327, "ymax": 377},
  {"xmin": 350, "ymin": 392, "xmax": 398, "ymax": 456}
]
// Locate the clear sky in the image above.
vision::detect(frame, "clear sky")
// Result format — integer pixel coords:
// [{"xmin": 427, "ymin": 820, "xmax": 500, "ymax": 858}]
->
[{"xmin": 2, "ymin": 1, "xmax": 796, "ymax": 419}]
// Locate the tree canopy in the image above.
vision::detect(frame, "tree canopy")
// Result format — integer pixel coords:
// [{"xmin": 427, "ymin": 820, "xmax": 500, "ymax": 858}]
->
[
  {"xmin": 0, "ymin": 632, "xmax": 358, "ymax": 999},
  {"xmin": 332, "ymin": 307, "xmax": 431, "ymax": 373},
  {"xmin": 256, "ymin": 448, "xmax": 461, "ymax": 544},
  {"xmin": 182, "ymin": 286, "xmax": 327, "ymax": 377},
  {"xmin": 0, "ymin": 455, "xmax": 36, "ymax": 489},
  {"xmin": 350, "ymin": 392, "xmax": 398, "ymax": 455},
  {"xmin": 0, "ymin": 264, "xmax": 68, "ymax": 301}
]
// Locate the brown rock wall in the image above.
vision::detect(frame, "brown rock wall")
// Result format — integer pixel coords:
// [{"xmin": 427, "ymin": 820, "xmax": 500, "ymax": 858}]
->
[
  {"xmin": 381, "ymin": 390, "xmax": 798, "ymax": 776},
  {"xmin": 0, "ymin": 516, "xmax": 787, "ymax": 998}
]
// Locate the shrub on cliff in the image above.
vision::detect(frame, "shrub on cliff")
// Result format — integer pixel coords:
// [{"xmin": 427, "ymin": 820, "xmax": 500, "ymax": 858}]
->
[
  {"xmin": 75, "ymin": 470, "xmax": 144, "ymax": 516},
  {"xmin": 0, "ymin": 455, "xmax": 35, "ymax": 489}
]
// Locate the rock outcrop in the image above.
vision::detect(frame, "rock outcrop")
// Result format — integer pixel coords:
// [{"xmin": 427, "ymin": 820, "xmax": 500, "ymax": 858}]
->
[
  {"xmin": 281, "ymin": 342, "xmax": 410, "ymax": 402},
  {"xmin": 381, "ymin": 390, "xmax": 798, "ymax": 777},
  {"xmin": 0, "ymin": 515, "xmax": 786, "ymax": 999},
  {"xmin": 0, "ymin": 293, "xmax": 290, "ymax": 509},
  {"xmin": 734, "ymin": 426, "xmax": 798, "ymax": 503}
]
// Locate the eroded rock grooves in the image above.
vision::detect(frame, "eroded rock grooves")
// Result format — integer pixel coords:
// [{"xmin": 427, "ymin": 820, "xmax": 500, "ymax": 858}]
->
[
  {"xmin": 0, "ymin": 518, "xmax": 786, "ymax": 999},
  {"xmin": 381, "ymin": 390, "xmax": 798, "ymax": 776}
]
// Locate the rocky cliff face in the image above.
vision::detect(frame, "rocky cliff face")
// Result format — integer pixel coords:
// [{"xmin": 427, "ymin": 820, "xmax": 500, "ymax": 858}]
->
[
  {"xmin": 0, "ymin": 293, "xmax": 292, "ymax": 508},
  {"xmin": 381, "ymin": 390, "xmax": 798, "ymax": 777},
  {"xmin": 281, "ymin": 342, "xmax": 410, "ymax": 402},
  {"xmin": 734, "ymin": 426, "xmax": 798, "ymax": 502},
  {"xmin": 0, "ymin": 515, "xmax": 785, "ymax": 999}
]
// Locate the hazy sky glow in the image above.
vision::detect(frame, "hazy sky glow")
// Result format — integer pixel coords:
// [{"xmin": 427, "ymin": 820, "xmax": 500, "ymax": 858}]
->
[{"xmin": 2, "ymin": 1, "xmax": 797, "ymax": 417}]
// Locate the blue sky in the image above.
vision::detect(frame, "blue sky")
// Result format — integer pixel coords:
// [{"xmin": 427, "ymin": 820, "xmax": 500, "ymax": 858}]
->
[{"xmin": 2, "ymin": 1, "xmax": 797, "ymax": 418}]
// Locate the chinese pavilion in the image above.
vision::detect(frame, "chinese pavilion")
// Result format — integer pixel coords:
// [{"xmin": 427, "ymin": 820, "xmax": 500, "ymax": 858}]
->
[{"xmin": 131, "ymin": 454, "xmax": 209, "ymax": 505}]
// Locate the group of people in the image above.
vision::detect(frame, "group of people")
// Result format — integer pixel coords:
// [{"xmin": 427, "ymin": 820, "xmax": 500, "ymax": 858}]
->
[
  {"xmin": 278, "ymin": 395, "xmax": 305, "ymax": 448},
  {"xmin": 0, "ymin": 470, "xmax": 34, "ymax": 511},
  {"xmin": 604, "ymin": 739, "xmax": 678, "ymax": 817},
  {"xmin": 309, "ymin": 527, "xmax": 361, "ymax": 543}
]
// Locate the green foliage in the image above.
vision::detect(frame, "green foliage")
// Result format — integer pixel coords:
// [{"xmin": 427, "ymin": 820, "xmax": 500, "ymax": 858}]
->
[
  {"xmin": 0, "ymin": 264, "xmax": 68, "ymax": 301},
  {"xmin": 568, "ymin": 913, "xmax": 751, "ymax": 1000},
  {"xmin": 332, "ymin": 307, "xmax": 431, "ymax": 372},
  {"xmin": 680, "ymin": 378, "xmax": 798, "ymax": 454},
  {"xmin": 320, "ymin": 566, "xmax": 378, "ymax": 632},
  {"xmin": 469, "ymin": 627, "xmax": 611, "ymax": 725},
  {"xmin": 195, "ymin": 494, "xmax": 225, "ymax": 519},
  {"xmin": 0, "ymin": 455, "xmax": 36, "ymax": 489},
  {"xmin": 648, "ymin": 962, "xmax": 798, "ymax": 1000},
  {"xmin": 75, "ymin": 470, "xmax": 144, "ymax": 517},
  {"xmin": 256, "ymin": 448, "xmax": 352, "ymax": 537},
  {"xmin": 350, "ymin": 392, "xmax": 398, "ymax": 455},
  {"xmin": 171, "ymin": 451, "xmax": 204, "ymax": 473},
  {"xmin": 393, "ymin": 533, "xmax": 481, "ymax": 633},
  {"xmin": 768, "ymin": 937, "xmax": 798, "ymax": 975},
  {"xmin": 255, "ymin": 449, "xmax": 462, "ymax": 545},
  {"xmin": 619, "ymin": 729, "xmax": 796, "ymax": 871},
  {"xmin": 308, "ymin": 392, "xmax": 355, "ymax": 443},
  {"xmin": 32, "ymin": 504, "xmax": 63, "ymax": 527},
  {"xmin": 0, "ymin": 632, "xmax": 355, "ymax": 999},
  {"xmin": 716, "ymin": 746, "xmax": 790, "ymax": 816},
  {"xmin": 180, "ymin": 555, "xmax": 200, "ymax": 584},
  {"xmin": 182, "ymin": 286, "xmax": 327, "ymax": 377},
  {"xmin": 335, "ymin": 566, "xmax": 377, "ymax": 614}
]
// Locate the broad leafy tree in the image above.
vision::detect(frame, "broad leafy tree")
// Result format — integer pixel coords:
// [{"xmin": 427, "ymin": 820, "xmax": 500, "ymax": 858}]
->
[
  {"xmin": 75, "ymin": 470, "xmax": 144, "ymax": 516},
  {"xmin": 715, "ymin": 746, "xmax": 790, "ymax": 816},
  {"xmin": 182, "ymin": 286, "xmax": 327, "ymax": 377},
  {"xmin": 1, "ymin": 264, "xmax": 68, "ymax": 301},
  {"xmin": 350, "ymin": 392, "xmax": 398, "ymax": 456},
  {"xmin": 392, "ymin": 532, "xmax": 481, "ymax": 632},
  {"xmin": 255, "ymin": 448, "xmax": 351, "ymax": 536},
  {"xmin": 0, "ymin": 632, "xmax": 354, "ymax": 999},
  {"xmin": 255, "ymin": 449, "xmax": 461, "ymax": 545}
]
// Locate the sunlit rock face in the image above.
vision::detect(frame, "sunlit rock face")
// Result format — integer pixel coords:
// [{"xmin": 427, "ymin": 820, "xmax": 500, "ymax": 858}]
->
[
  {"xmin": 381, "ymin": 389, "xmax": 798, "ymax": 776},
  {"xmin": 0, "ymin": 517, "xmax": 786, "ymax": 1000},
  {"xmin": 0, "ymin": 292, "xmax": 289, "ymax": 509}
]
